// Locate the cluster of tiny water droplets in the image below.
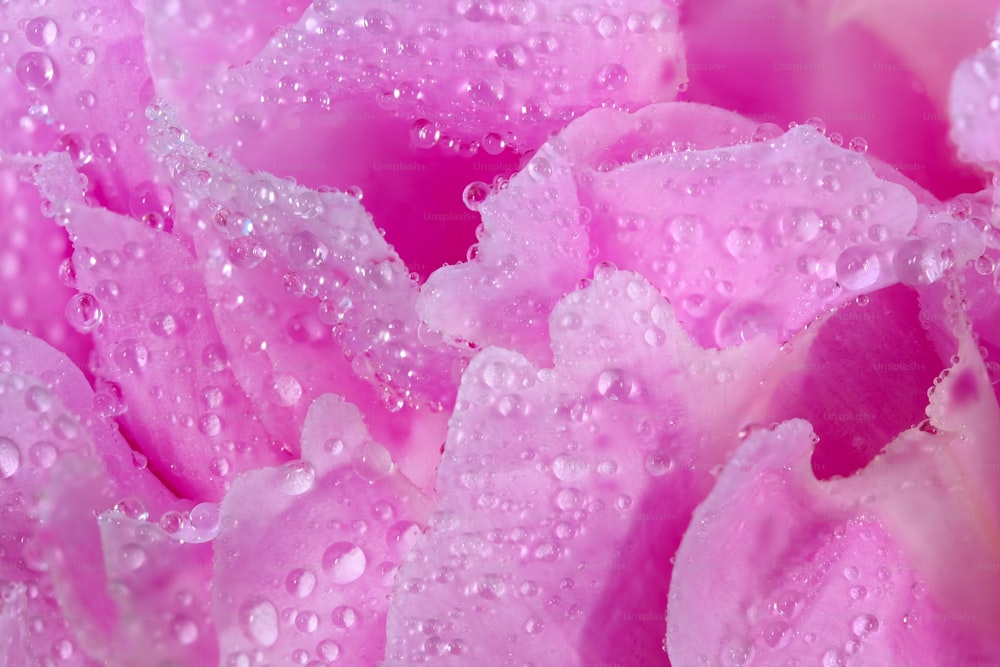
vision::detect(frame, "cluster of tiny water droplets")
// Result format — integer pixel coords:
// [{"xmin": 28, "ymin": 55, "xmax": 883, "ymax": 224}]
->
[
  {"xmin": 195, "ymin": 1, "xmax": 682, "ymax": 152},
  {"xmin": 146, "ymin": 101, "xmax": 463, "ymax": 412}
]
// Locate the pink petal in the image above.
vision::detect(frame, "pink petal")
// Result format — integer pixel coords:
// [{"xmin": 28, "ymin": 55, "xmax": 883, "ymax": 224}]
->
[
  {"xmin": 144, "ymin": 0, "xmax": 312, "ymax": 105},
  {"xmin": 420, "ymin": 102, "xmax": 919, "ymax": 360},
  {"xmin": 60, "ymin": 191, "xmax": 286, "ymax": 501},
  {"xmin": 0, "ymin": 0, "xmax": 158, "ymax": 211},
  {"xmin": 0, "ymin": 326, "xmax": 173, "ymax": 665},
  {"xmin": 949, "ymin": 12, "xmax": 1000, "ymax": 170},
  {"xmin": 386, "ymin": 269, "xmax": 785, "ymax": 665},
  {"xmin": 97, "ymin": 512, "xmax": 218, "ymax": 666},
  {"xmin": 148, "ymin": 106, "xmax": 461, "ymax": 484},
  {"xmin": 169, "ymin": 0, "xmax": 686, "ymax": 153},
  {"xmin": 681, "ymin": 0, "xmax": 985, "ymax": 199},
  {"xmin": 667, "ymin": 305, "xmax": 1000, "ymax": 664},
  {"xmin": 0, "ymin": 161, "xmax": 90, "ymax": 369},
  {"xmin": 213, "ymin": 393, "xmax": 432, "ymax": 666}
]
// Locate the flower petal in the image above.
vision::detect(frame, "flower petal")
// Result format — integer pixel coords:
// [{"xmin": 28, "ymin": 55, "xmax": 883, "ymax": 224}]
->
[
  {"xmin": 60, "ymin": 192, "xmax": 286, "ymax": 501},
  {"xmin": 148, "ymin": 106, "xmax": 462, "ymax": 485},
  {"xmin": 666, "ymin": 303, "xmax": 1000, "ymax": 664},
  {"xmin": 213, "ymin": 393, "xmax": 432, "ymax": 666},
  {"xmin": 0, "ymin": 0, "xmax": 157, "ymax": 210},
  {"xmin": 950, "ymin": 12, "xmax": 1000, "ymax": 170},
  {"xmin": 0, "ymin": 326, "xmax": 173, "ymax": 665},
  {"xmin": 420, "ymin": 102, "xmax": 919, "ymax": 359},
  {"xmin": 169, "ymin": 0, "xmax": 685, "ymax": 152},
  {"xmin": 386, "ymin": 269, "xmax": 785, "ymax": 665}
]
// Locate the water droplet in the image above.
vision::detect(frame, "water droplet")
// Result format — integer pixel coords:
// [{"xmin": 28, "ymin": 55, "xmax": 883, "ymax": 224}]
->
[
  {"xmin": 893, "ymin": 239, "xmax": 943, "ymax": 287},
  {"xmin": 322, "ymin": 542, "xmax": 367, "ymax": 584},
  {"xmin": 597, "ymin": 369, "xmax": 631, "ymax": 400},
  {"xmin": 65, "ymin": 293, "xmax": 102, "ymax": 332},
  {"xmin": 751, "ymin": 123, "xmax": 783, "ymax": 142},
  {"xmin": 354, "ymin": 441, "xmax": 394, "ymax": 482},
  {"xmin": 238, "ymin": 598, "xmax": 279, "ymax": 647},
  {"xmin": 172, "ymin": 616, "xmax": 199, "ymax": 645},
  {"xmin": 118, "ymin": 543, "xmax": 146, "ymax": 571},
  {"xmin": 331, "ymin": 605, "xmax": 357, "ymax": 629},
  {"xmin": 285, "ymin": 568, "xmax": 317, "ymax": 598},
  {"xmin": 410, "ymin": 119, "xmax": 440, "ymax": 149},
  {"xmin": 552, "ymin": 454, "xmax": 587, "ymax": 481},
  {"xmin": 462, "ymin": 181, "xmax": 490, "ymax": 210},
  {"xmin": 386, "ymin": 521, "xmax": 422, "ymax": 556},
  {"xmin": 114, "ymin": 339, "xmax": 149, "ymax": 373},
  {"xmin": 280, "ymin": 460, "xmax": 316, "ymax": 495},
  {"xmin": 25, "ymin": 17, "xmax": 58, "ymax": 46},
  {"xmin": 644, "ymin": 451, "xmax": 673, "ymax": 476},
  {"xmin": 295, "ymin": 610, "xmax": 320, "ymax": 634},
  {"xmin": 780, "ymin": 207, "xmax": 820, "ymax": 242},
  {"xmin": 16, "ymin": 52, "xmax": 56, "ymax": 90},
  {"xmin": 0, "ymin": 438, "xmax": 21, "ymax": 478},
  {"xmin": 495, "ymin": 41, "xmax": 528, "ymax": 69},
  {"xmin": 288, "ymin": 230, "xmax": 329, "ymax": 269},
  {"xmin": 524, "ymin": 616, "xmax": 544, "ymax": 634},
  {"xmin": 848, "ymin": 137, "xmax": 868, "ymax": 154},
  {"xmin": 714, "ymin": 301, "xmax": 776, "ymax": 348},
  {"xmin": 668, "ymin": 214, "xmax": 704, "ymax": 244},
  {"xmin": 264, "ymin": 373, "xmax": 302, "ymax": 406},
  {"xmin": 29, "ymin": 441, "xmax": 57, "ymax": 469},
  {"xmin": 317, "ymin": 639, "xmax": 341, "ymax": 661},
  {"xmin": 228, "ymin": 236, "xmax": 267, "ymax": 269},
  {"xmin": 836, "ymin": 246, "xmax": 880, "ymax": 290},
  {"xmin": 724, "ymin": 226, "xmax": 763, "ymax": 259},
  {"xmin": 596, "ymin": 63, "xmax": 628, "ymax": 90},
  {"xmin": 851, "ymin": 613, "xmax": 879, "ymax": 638}
]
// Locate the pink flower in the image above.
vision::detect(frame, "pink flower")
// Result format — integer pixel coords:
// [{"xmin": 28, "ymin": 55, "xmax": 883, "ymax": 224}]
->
[{"xmin": 2, "ymin": 1, "xmax": 1000, "ymax": 666}]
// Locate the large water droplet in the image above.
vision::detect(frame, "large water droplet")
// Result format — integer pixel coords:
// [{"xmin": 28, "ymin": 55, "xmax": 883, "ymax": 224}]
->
[
  {"xmin": 280, "ymin": 460, "xmax": 316, "ymax": 495},
  {"xmin": 65, "ymin": 293, "xmax": 103, "ymax": 332},
  {"xmin": 892, "ymin": 239, "xmax": 943, "ymax": 287},
  {"xmin": 724, "ymin": 226, "xmax": 763, "ymax": 259},
  {"xmin": 597, "ymin": 369, "xmax": 631, "ymax": 400},
  {"xmin": 16, "ymin": 52, "xmax": 56, "ymax": 90},
  {"xmin": 836, "ymin": 246, "xmax": 880, "ymax": 290},
  {"xmin": 714, "ymin": 301, "xmax": 776, "ymax": 348},
  {"xmin": 25, "ymin": 17, "xmax": 58, "ymax": 46},
  {"xmin": 0, "ymin": 438, "xmax": 21, "ymax": 478},
  {"xmin": 322, "ymin": 542, "xmax": 367, "ymax": 584},
  {"xmin": 285, "ymin": 568, "xmax": 317, "ymax": 598},
  {"xmin": 288, "ymin": 230, "xmax": 329, "ymax": 269},
  {"xmin": 238, "ymin": 598, "xmax": 279, "ymax": 647}
]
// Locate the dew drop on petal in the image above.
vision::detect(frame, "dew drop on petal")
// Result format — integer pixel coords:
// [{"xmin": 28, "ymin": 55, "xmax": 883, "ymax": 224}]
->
[
  {"xmin": 893, "ymin": 239, "xmax": 943, "ymax": 287},
  {"xmin": 597, "ymin": 368, "xmax": 631, "ymax": 400},
  {"xmin": 238, "ymin": 598, "xmax": 279, "ymax": 647},
  {"xmin": 16, "ymin": 52, "xmax": 56, "ymax": 90},
  {"xmin": 322, "ymin": 542, "xmax": 367, "ymax": 584},
  {"xmin": 65, "ymin": 293, "xmax": 103, "ymax": 332},
  {"xmin": 0, "ymin": 438, "xmax": 21, "ymax": 478},
  {"xmin": 836, "ymin": 246, "xmax": 880, "ymax": 290}
]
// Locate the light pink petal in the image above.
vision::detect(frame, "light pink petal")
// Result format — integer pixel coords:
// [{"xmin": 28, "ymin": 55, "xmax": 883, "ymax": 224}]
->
[
  {"xmin": 0, "ymin": 1, "xmax": 157, "ymax": 211},
  {"xmin": 386, "ymin": 269, "xmax": 786, "ymax": 665},
  {"xmin": 950, "ymin": 12, "xmax": 1000, "ymax": 172},
  {"xmin": 60, "ymin": 191, "xmax": 286, "ymax": 501},
  {"xmin": 146, "ymin": 105, "xmax": 461, "ymax": 484},
  {"xmin": 96, "ymin": 513, "xmax": 217, "ymax": 666},
  {"xmin": 667, "ymin": 312, "xmax": 1000, "ymax": 664},
  {"xmin": 213, "ymin": 393, "xmax": 432, "ymax": 666},
  {"xmin": 682, "ymin": 0, "xmax": 985, "ymax": 199},
  {"xmin": 420, "ymin": 102, "xmax": 919, "ymax": 359},
  {"xmin": 171, "ymin": 0, "xmax": 685, "ymax": 154},
  {"xmin": 0, "ymin": 161, "xmax": 90, "ymax": 368},
  {"xmin": 0, "ymin": 326, "xmax": 173, "ymax": 665},
  {"xmin": 144, "ymin": 0, "xmax": 312, "ymax": 104}
]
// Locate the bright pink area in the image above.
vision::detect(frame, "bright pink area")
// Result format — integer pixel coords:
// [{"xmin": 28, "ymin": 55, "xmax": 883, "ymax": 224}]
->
[
  {"xmin": 765, "ymin": 284, "xmax": 944, "ymax": 479},
  {"xmin": 680, "ymin": 0, "xmax": 987, "ymax": 199}
]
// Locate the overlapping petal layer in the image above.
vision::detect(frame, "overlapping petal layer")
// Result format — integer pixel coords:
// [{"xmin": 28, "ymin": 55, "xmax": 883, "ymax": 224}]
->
[
  {"xmin": 214, "ymin": 393, "xmax": 433, "ymax": 666},
  {"xmin": 386, "ymin": 269, "xmax": 786, "ymax": 665}
]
